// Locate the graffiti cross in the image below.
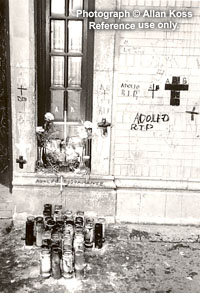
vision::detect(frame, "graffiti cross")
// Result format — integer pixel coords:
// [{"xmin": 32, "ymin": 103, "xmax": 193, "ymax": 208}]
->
[
  {"xmin": 148, "ymin": 84, "xmax": 159, "ymax": 99},
  {"xmin": 18, "ymin": 85, "xmax": 27, "ymax": 96},
  {"xmin": 186, "ymin": 107, "xmax": 199, "ymax": 121},
  {"xmin": 16, "ymin": 156, "xmax": 27, "ymax": 169},
  {"xmin": 165, "ymin": 76, "xmax": 189, "ymax": 106}
]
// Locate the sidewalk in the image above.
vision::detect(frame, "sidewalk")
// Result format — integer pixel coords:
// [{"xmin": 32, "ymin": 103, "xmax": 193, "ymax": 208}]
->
[{"xmin": 1, "ymin": 223, "xmax": 200, "ymax": 293}]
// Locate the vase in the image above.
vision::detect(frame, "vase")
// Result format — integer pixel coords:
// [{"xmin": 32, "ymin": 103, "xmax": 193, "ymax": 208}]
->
[
  {"xmin": 37, "ymin": 146, "xmax": 44, "ymax": 167},
  {"xmin": 37, "ymin": 146, "xmax": 47, "ymax": 167},
  {"xmin": 79, "ymin": 145, "xmax": 86, "ymax": 170}
]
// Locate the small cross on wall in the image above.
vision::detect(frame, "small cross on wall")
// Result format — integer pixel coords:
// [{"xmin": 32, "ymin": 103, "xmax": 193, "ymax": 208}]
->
[
  {"xmin": 148, "ymin": 84, "xmax": 159, "ymax": 99},
  {"xmin": 17, "ymin": 85, "xmax": 27, "ymax": 96},
  {"xmin": 16, "ymin": 156, "xmax": 27, "ymax": 169},
  {"xmin": 186, "ymin": 107, "xmax": 199, "ymax": 121}
]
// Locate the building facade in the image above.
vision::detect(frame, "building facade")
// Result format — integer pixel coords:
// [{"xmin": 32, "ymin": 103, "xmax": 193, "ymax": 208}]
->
[{"xmin": 3, "ymin": 0, "xmax": 200, "ymax": 224}]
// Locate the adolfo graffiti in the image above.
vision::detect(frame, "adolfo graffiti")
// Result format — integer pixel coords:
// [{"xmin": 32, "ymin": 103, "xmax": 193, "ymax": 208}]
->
[{"xmin": 131, "ymin": 113, "xmax": 170, "ymax": 131}]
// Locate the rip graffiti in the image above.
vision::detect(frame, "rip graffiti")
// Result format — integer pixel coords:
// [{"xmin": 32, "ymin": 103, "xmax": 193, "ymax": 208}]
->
[
  {"xmin": 131, "ymin": 113, "xmax": 170, "ymax": 131},
  {"xmin": 121, "ymin": 83, "xmax": 140, "ymax": 98}
]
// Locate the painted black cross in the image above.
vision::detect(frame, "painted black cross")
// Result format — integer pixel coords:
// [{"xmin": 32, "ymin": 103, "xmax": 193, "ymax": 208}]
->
[
  {"xmin": 165, "ymin": 76, "xmax": 189, "ymax": 106},
  {"xmin": 148, "ymin": 84, "xmax": 159, "ymax": 99},
  {"xmin": 18, "ymin": 85, "xmax": 27, "ymax": 95},
  {"xmin": 16, "ymin": 156, "xmax": 27, "ymax": 169},
  {"xmin": 186, "ymin": 107, "xmax": 199, "ymax": 121}
]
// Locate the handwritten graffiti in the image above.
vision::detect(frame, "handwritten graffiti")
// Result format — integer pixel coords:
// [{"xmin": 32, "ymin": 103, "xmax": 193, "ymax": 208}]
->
[
  {"xmin": 131, "ymin": 113, "xmax": 170, "ymax": 131},
  {"xmin": 120, "ymin": 46, "xmax": 145, "ymax": 55},
  {"xmin": 17, "ymin": 85, "xmax": 27, "ymax": 102},
  {"xmin": 121, "ymin": 83, "xmax": 140, "ymax": 98},
  {"xmin": 97, "ymin": 84, "xmax": 111, "ymax": 116},
  {"xmin": 35, "ymin": 178, "xmax": 104, "ymax": 187},
  {"xmin": 17, "ymin": 96, "xmax": 27, "ymax": 102}
]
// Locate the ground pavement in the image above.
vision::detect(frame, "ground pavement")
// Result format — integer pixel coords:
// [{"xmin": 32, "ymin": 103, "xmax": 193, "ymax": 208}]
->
[{"xmin": 1, "ymin": 222, "xmax": 200, "ymax": 293}]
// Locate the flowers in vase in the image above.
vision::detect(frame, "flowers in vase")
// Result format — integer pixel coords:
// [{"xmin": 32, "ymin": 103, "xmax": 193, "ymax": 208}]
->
[
  {"xmin": 36, "ymin": 112, "xmax": 56, "ymax": 168},
  {"xmin": 36, "ymin": 116, "xmax": 94, "ymax": 173},
  {"xmin": 36, "ymin": 112, "xmax": 55, "ymax": 147}
]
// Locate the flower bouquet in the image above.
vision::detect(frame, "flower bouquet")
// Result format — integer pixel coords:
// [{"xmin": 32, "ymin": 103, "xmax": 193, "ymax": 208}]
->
[{"xmin": 36, "ymin": 115, "xmax": 93, "ymax": 173}]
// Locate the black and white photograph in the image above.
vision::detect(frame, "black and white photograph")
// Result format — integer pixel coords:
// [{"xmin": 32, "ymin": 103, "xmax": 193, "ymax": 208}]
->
[{"xmin": 1, "ymin": 0, "xmax": 200, "ymax": 292}]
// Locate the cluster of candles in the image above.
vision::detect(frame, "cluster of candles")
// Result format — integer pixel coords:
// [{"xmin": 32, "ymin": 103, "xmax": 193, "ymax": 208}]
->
[{"xmin": 25, "ymin": 204, "xmax": 106, "ymax": 279}]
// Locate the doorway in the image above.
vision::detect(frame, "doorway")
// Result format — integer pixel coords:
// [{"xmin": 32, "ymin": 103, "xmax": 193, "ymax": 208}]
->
[{"xmin": 0, "ymin": 0, "xmax": 12, "ymax": 190}]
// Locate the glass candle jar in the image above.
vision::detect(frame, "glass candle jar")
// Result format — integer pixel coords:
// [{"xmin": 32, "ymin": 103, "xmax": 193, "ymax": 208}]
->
[
  {"xmin": 95, "ymin": 223, "xmax": 103, "ymax": 249},
  {"xmin": 40, "ymin": 248, "xmax": 51, "ymax": 278},
  {"xmin": 74, "ymin": 249, "xmax": 85, "ymax": 279},
  {"xmin": 51, "ymin": 247, "xmax": 61, "ymax": 279},
  {"xmin": 44, "ymin": 204, "xmax": 52, "ymax": 215},
  {"xmin": 25, "ymin": 216, "xmax": 35, "ymax": 246},
  {"xmin": 97, "ymin": 218, "xmax": 106, "ymax": 242},
  {"xmin": 84, "ymin": 222, "xmax": 94, "ymax": 249},
  {"xmin": 36, "ymin": 221, "xmax": 44, "ymax": 247},
  {"xmin": 62, "ymin": 250, "xmax": 74, "ymax": 279}
]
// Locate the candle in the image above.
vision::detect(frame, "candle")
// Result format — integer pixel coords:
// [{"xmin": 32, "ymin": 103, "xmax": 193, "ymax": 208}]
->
[
  {"xmin": 25, "ymin": 216, "xmax": 35, "ymax": 246},
  {"xmin": 95, "ymin": 223, "xmax": 103, "ymax": 249}
]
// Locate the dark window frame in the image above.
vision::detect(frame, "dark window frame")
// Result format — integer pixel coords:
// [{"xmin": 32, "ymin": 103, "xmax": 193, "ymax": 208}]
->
[{"xmin": 35, "ymin": 0, "xmax": 94, "ymax": 126}]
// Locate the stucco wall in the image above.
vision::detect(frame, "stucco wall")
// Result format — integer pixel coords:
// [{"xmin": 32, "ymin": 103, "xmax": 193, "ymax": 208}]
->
[{"xmin": 110, "ymin": 0, "xmax": 200, "ymax": 180}]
